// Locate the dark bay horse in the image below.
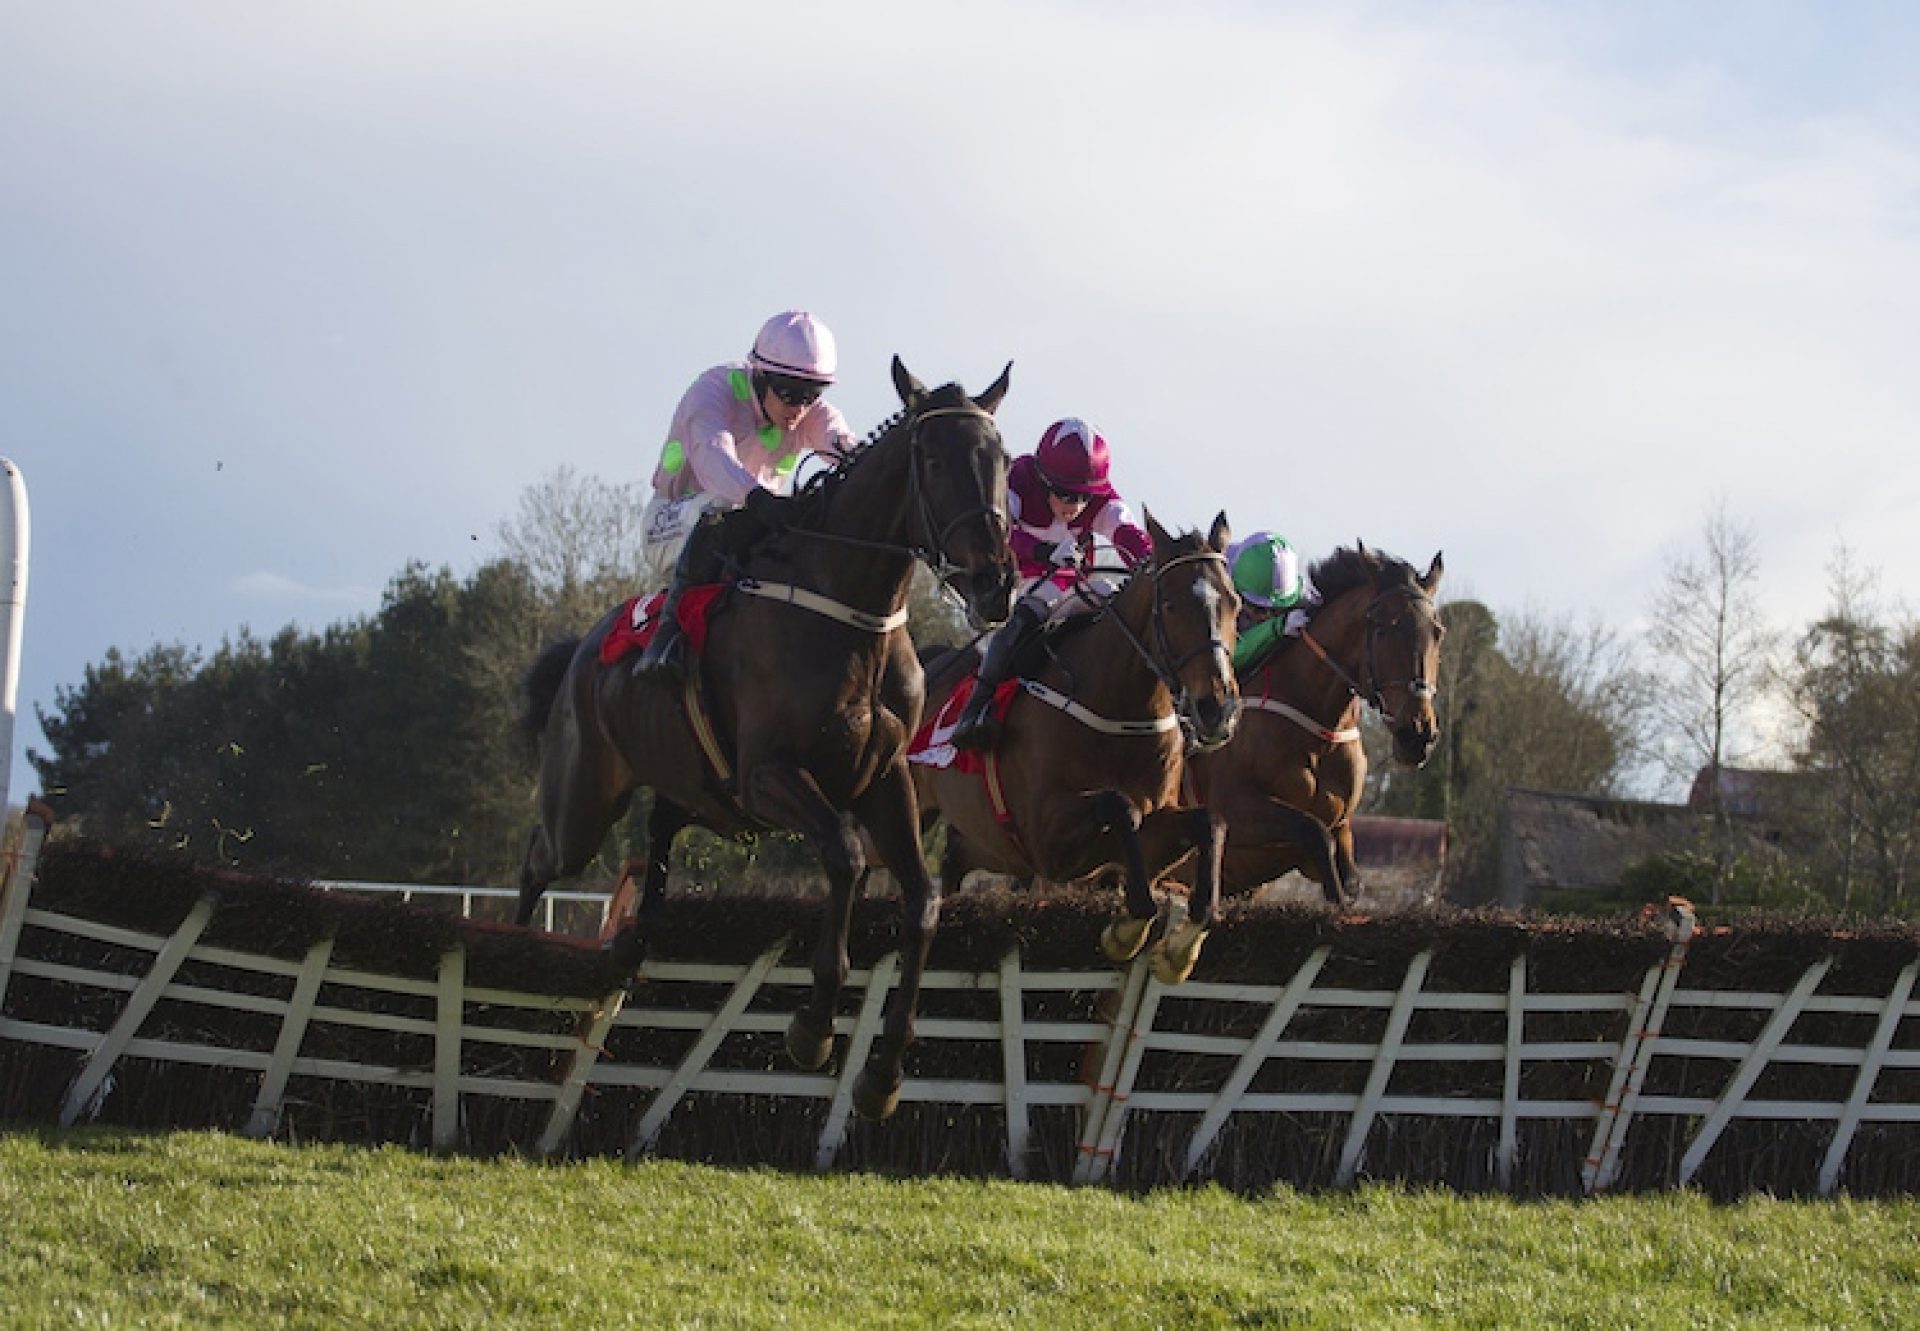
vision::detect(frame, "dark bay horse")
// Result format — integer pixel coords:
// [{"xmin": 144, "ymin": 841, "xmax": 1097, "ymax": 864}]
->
[
  {"xmin": 915, "ymin": 514, "xmax": 1275, "ymax": 983},
  {"xmin": 519, "ymin": 356, "xmax": 1016, "ymax": 1120},
  {"xmin": 1189, "ymin": 542, "xmax": 1445, "ymax": 911}
]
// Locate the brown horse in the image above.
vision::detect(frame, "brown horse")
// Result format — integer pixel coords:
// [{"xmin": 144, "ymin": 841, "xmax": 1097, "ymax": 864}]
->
[
  {"xmin": 915, "ymin": 515, "xmax": 1303, "ymax": 982},
  {"xmin": 1189, "ymin": 542, "xmax": 1445, "ymax": 912},
  {"xmin": 518, "ymin": 357, "xmax": 1016, "ymax": 1120}
]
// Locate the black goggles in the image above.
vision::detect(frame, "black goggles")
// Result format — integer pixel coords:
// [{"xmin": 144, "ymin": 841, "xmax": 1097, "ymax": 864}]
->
[{"xmin": 764, "ymin": 374, "xmax": 826, "ymax": 407}]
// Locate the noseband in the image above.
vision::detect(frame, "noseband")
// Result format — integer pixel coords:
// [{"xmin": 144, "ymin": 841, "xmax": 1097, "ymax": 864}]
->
[
  {"xmin": 1301, "ymin": 582, "xmax": 1438, "ymax": 726},
  {"xmin": 1148, "ymin": 551, "xmax": 1236, "ymax": 689}
]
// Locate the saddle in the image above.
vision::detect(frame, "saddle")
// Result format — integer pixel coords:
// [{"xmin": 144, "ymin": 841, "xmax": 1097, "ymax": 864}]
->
[
  {"xmin": 597, "ymin": 585, "xmax": 729, "ymax": 668},
  {"xmin": 598, "ymin": 585, "xmax": 740, "ymax": 797},
  {"xmin": 907, "ymin": 675, "xmax": 1023, "ymax": 774}
]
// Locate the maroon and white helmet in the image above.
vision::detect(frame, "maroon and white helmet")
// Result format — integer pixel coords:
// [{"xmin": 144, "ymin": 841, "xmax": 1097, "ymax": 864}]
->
[
  {"xmin": 1033, "ymin": 418, "xmax": 1115, "ymax": 498},
  {"xmin": 748, "ymin": 310, "xmax": 837, "ymax": 384}
]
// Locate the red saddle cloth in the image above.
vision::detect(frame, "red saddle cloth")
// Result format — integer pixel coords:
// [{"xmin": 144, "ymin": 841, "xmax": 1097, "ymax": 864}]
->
[
  {"xmin": 598, "ymin": 585, "xmax": 728, "ymax": 667},
  {"xmin": 906, "ymin": 674, "xmax": 1024, "ymax": 774}
]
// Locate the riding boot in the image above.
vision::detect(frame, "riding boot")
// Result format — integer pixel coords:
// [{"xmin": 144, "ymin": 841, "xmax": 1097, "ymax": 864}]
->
[
  {"xmin": 634, "ymin": 514, "xmax": 729, "ymax": 685},
  {"xmin": 950, "ymin": 602, "xmax": 1044, "ymax": 751}
]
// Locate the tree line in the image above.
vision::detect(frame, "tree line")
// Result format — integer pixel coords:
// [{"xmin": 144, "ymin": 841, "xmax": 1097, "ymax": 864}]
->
[
  {"xmin": 30, "ymin": 477, "xmax": 1920, "ymax": 914},
  {"xmin": 31, "ymin": 468, "xmax": 970, "ymax": 889}
]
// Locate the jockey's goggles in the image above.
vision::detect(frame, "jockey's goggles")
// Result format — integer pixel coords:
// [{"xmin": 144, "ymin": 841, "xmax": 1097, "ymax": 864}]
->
[{"xmin": 764, "ymin": 374, "xmax": 826, "ymax": 407}]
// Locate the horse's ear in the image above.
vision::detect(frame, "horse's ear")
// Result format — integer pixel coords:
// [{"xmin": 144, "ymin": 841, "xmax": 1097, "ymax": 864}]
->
[
  {"xmin": 974, "ymin": 361, "xmax": 1013, "ymax": 415},
  {"xmin": 1208, "ymin": 511, "xmax": 1231, "ymax": 554},
  {"xmin": 892, "ymin": 355, "xmax": 928, "ymax": 408},
  {"xmin": 1422, "ymin": 552, "xmax": 1445, "ymax": 595},
  {"xmin": 1144, "ymin": 508, "xmax": 1172, "ymax": 552}
]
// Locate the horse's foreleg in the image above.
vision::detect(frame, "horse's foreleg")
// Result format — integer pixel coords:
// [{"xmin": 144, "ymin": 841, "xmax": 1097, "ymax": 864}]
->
[
  {"xmin": 744, "ymin": 763, "xmax": 866, "ymax": 1078},
  {"xmin": 1218, "ymin": 799, "xmax": 1346, "ymax": 907},
  {"xmin": 1332, "ymin": 820, "xmax": 1363, "ymax": 909},
  {"xmin": 1135, "ymin": 806, "xmax": 1227, "ymax": 985},
  {"xmin": 848, "ymin": 757, "xmax": 941, "ymax": 1122},
  {"xmin": 1091, "ymin": 790, "xmax": 1157, "ymax": 962}
]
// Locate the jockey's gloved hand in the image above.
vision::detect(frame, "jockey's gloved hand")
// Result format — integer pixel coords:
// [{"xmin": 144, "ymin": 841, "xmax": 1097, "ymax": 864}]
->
[
  {"xmin": 743, "ymin": 486, "xmax": 791, "ymax": 533},
  {"xmin": 1046, "ymin": 540, "xmax": 1079, "ymax": 567}
]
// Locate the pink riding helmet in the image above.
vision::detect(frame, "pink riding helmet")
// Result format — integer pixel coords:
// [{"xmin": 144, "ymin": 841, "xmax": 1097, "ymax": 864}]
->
[
  {"xmin": 1032, "ymin": 418, "xmax": 1116, "ymax": 498},
  {"xmin": 748, "ymin": 310, "xmax": 838, "ymax": 383}
]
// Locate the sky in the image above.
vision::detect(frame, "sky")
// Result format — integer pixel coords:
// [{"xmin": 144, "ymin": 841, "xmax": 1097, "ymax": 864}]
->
[{"xmin": 4, "ymin": 0, "xmax": 1919, "ymax": 811}]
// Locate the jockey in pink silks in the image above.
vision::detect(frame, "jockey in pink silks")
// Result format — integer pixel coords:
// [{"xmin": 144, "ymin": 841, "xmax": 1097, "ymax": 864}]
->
[
  {"xmin": 948, "ymin": 417, "xmax": 1153, "ymax": 751},
  {"xmin": 635, "ymin": 310, "xmax": 860, "ymax": 682}
]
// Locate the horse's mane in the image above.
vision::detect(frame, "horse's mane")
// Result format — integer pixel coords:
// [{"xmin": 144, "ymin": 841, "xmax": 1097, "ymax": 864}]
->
[
  {"xmin": 784, "ymin": 381, "xmax": 979, "ymax": 526},
  {"xmin": 1307, "ymin": 544, "xmax": 1422, "ymax": 606}
]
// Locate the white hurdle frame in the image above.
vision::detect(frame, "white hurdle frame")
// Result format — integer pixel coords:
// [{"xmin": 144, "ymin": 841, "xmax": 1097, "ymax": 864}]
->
[{"xmin": 6, "ymin": 818, "xmax": 1920, "ymax": 1195}]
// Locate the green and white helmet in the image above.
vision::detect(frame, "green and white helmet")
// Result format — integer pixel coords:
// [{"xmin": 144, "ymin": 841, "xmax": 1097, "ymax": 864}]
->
[{"xmin": 1229, "ymin": 532, "xmax": 1304, "ymax": 610}]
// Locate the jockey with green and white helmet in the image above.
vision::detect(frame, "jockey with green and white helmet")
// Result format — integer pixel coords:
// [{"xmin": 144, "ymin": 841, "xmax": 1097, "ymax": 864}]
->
[
  {"xmin": 1227, "ymin": 531, "xmax": 1315, "ymax": 674},
  {"xmin": 636, "ymin": 311, "xmax": 859, "ymax": 682}
]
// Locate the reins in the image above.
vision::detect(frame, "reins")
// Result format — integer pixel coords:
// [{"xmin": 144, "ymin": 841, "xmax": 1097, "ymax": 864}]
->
[
  {"xmin": 758, "ymin": 399, "xmax": 1008, "ymax": 631},
  {"xmin": 1297, "ymin": 581, "xmax": 1438, "ymax": 727},
  {"xmin": 1043, "ymin": 550, "xmax": 1234, "ymax": 749}
]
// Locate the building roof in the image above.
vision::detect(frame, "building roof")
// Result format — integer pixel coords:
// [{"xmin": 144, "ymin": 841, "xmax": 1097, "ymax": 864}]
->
[
  {"xmin": 1499, "ymin": 787, "xmax": 1704, "ymax": 897},
  {"xmin": 1686, "ymin": 765, "xmax": 1804, "ymax": 817},
  {"xmin": 1352, "ymin": 815, "xmax": 1447, "ymax": 866}
]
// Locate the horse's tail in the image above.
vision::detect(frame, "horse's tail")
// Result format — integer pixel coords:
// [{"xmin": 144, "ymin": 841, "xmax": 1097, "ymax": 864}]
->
[{"xmin": 520, "ymin": 638, "xmax": 580, "ymax": 753}]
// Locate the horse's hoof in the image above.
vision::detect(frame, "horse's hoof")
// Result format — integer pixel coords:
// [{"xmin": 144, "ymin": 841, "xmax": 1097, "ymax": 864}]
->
[
  {"xmin": 785, "ymin": 1012, "xmax": 834, "ymax": 1072},
  {"xmin": 852, "ymin": 1066, "xmax": 902, "ymax": 1121},
  {"xmin": 1151, "ymin": 922, "xmax": 1209, "ymax": 985},
  {"xmin": 1100, "ymin": 916, "xmax": 1152, "ymax": 963}
]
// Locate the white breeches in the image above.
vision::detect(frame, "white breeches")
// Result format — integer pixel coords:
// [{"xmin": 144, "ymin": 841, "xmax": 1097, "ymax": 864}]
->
[{"xmin": 639, "ymin": 490, "xmax": 728, "ymax": 591}]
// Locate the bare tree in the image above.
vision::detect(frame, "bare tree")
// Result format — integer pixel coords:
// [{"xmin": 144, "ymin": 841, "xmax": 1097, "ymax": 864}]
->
[
  {"xmin": 1500, "ymin": 607, "xmax": 1655, "ymax": 789},
  {"xmin": 1366, "ymin": 600, "xmax": 1650, "ymax": 899},
  {"xmin": 495, "ymin": 465, "xmax": 648, "ymax": 615},
  {"xmin": 1646, "ymin": 502, "xmax": 1777, "ymax": 901},
  {"xmin": 1786, "ymin": 548, "xmax": 1920, "ymax": 913}
]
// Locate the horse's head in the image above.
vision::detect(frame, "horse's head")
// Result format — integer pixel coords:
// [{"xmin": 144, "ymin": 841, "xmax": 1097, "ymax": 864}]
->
[
  {"xmin": 1142, "ymin": 510, "xmax": 1242, "ymax": 752},
  {"xmin": 892, "ymin": 356, "xmax": 1016, "ymax": 629},
  {"xmin": 1358, "ymin": 544, "xmax": 1446, "ymax": 766}
]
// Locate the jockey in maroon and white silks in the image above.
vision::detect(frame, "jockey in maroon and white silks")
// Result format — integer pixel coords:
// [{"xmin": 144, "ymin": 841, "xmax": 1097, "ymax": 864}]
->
[
  {"xmin": 1007, "ymin": 448, "xmax": 1152, "ymax": 613},
  {"xmin": 948, "ymin": 417, "xmax": 1153, "ymax": 751}
]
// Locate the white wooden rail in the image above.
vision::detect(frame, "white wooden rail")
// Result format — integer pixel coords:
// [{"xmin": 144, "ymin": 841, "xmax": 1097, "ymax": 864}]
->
[
  {"xmin": 7, "ymin": 818, "xmax": 1920, "ymax": 1194},
  {"xmin": 309, "ymin": 879, "xmax": 612, "ymax": 935}
]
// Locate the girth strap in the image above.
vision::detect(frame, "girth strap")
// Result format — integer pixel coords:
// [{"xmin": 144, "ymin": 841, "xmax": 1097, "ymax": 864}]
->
[
  {"xmin": 683, "ymin": 671, "xmax": 734, "ymax": 787},
  {"xmin": 733, "ymin": 579, "xmax": 908, "ymax": 633},
  {"xmin": 1242, "ymin": 696, "xmax": 1360, "ymax": 745},
  {"xmin": 983, "ymin": 746, "xmax": 1032, "ymax": 865},
  {"xmin": 1020, "ymin": 679, "xmax": 1181, "ymax": 737}
]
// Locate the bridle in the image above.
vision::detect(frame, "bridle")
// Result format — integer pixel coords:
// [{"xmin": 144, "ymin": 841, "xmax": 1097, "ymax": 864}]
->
[
  {"xmin": 1072, "ymin": 549, "xmax": 1237, "ymax": 750},
  {"xmin": 904, "ymin": 405, "xmax": 1010, "ymax": 587},
  {"xmin": 1299, "ymin": 581, "xmax": 1439, "ymax": 727},
  {"xmin": 787, "ymin": 402, "xmax": 1009, "ymax": 595}
]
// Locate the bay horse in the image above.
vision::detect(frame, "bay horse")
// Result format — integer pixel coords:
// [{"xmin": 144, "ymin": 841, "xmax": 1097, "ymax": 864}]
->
[
  {"xmin": 915, "ymin": 515, "xmax": 1309, "ymax": 983},
  {"xmin": 518, "ymin": 356, "xmax": 1016, "ymax": 1121},
  {"xmin": 1188, "ymin": 542, "xmax": 1445, "ymax": 913}
]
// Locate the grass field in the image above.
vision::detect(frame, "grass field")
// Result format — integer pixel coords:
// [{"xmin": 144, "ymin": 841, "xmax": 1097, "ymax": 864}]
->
[{"xmin": 3, "ymin": 1127, "xmax": 1919, "ymax": 1329}]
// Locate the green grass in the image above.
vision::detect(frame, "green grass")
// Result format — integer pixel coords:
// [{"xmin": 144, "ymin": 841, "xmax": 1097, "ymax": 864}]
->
[{"xmin": 3, "ymin": 1128, "xmax": 1919, "ymax": 1329}]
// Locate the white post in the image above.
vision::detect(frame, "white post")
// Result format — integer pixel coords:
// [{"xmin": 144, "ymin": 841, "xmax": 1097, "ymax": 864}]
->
[{"xmin": 0, "ymin": 458, "xmax": 28, "ymax": 816}]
